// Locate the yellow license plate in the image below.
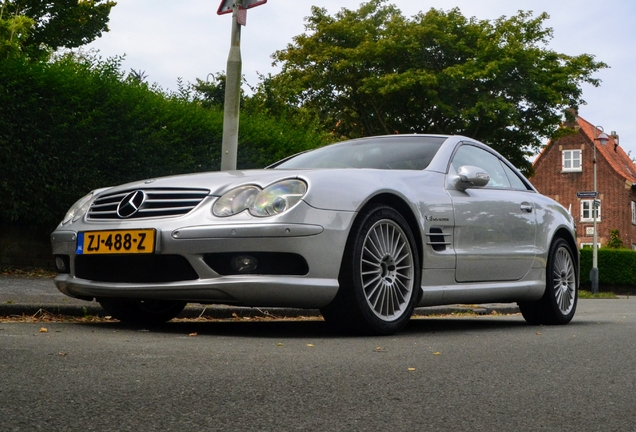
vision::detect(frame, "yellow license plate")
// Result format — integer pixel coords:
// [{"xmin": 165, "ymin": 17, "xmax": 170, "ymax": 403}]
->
[{"xmin": 77, "ymin": 229, "xmax": 156, "ymax": 255}]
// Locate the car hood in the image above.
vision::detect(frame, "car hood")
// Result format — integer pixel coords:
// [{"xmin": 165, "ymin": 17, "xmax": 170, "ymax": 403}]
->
[
  {"xmin": 97, "ymin": 168, "xmax": 441, "ymax": 213},
  {"xmin": 99, "ymin": 170, "xmax": 304, "ymax": 197}
]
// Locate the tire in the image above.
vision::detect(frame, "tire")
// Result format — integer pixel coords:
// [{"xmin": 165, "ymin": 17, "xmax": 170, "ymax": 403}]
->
[
  {"xmin": 98, "ymin": 298, "xmax": 187, "ymax": 325},
  {"xmin": 321, "ymin": 205, "xmax": 421, "ymax": 335},
  {"xmin": 519, "ymin": 238, "xmax": 578, "ymax": 325}
]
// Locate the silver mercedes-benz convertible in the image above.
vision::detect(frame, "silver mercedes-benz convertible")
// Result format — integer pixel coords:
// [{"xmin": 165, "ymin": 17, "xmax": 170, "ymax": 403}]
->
[{"xmin": 51, "ymin": 134, "xmax": 578, "ymax": 334}]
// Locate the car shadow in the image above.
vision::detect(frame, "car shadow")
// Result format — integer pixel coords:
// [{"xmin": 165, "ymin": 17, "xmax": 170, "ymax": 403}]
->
[{"xmin": 77, "ymin": 314, "xmax": 561, "ymax": 339}]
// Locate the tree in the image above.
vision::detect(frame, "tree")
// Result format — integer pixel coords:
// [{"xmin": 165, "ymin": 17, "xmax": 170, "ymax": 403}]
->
[
  {"xmin": 270, "ymin": 0, "xmax": 607, "ymax": 173},
  {"xmin": 606, "ymin": 229, "xmax": 624, "ymax": 249},
  {"xmin": 191, "ymin": 72, "xmax": 227, "ymax": 108},
  {"xmin": 0, "ymin": 0, "xmax": 115, "ymax": 58},
  {"xmin": 0, "ymin": 3, "xmax": 34, "ymax": 59}
]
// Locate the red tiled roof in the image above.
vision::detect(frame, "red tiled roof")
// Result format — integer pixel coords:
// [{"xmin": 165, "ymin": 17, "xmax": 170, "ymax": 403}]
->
[
  {"xmin": 577, "ymin": 116, "xmax": 636, "ymax": 185},
  {"xmin": 533, "ymin": 116, "xmax": 636, "ymax": 185}
]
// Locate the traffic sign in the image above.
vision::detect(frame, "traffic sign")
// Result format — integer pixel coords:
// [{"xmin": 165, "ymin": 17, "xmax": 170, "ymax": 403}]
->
[
  {"xmin": 217, "ymin": 0, "xmax": 267, "ymax": 15},
  {"xmin": 576, "ymin": 191, "xmax": 598, "ymax": 198}
]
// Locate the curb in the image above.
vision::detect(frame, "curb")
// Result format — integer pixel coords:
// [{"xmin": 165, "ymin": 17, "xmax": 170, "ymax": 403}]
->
[{"xmin": 0, "ymin": 302, "xmax": 520, "ymax": 320}]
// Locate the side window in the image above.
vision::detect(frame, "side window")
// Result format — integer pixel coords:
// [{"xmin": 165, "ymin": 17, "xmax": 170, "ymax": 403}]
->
[
  {"xmin": 502, "ymin": 162, "xmax": 531, "ymax": 191},
  {"xmin": 451, "ymin": 145, "xmax": 511, "ymax": 189}
]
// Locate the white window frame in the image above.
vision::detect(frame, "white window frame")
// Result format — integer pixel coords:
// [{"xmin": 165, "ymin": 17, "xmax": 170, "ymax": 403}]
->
[
  {"xmin": 562, "ymin": 150, "xmax": 582, "ymax": 172},
  {"xmin": 632, "ymin": 201, "xmax": 636, "ymax": 225},
  {"xmin": 580, "ymin": 199, "xmax": 600, "ymax": 222},
  {"xmin": 581, "ymin": 242, "xmax": 602, "ymax": 249}
]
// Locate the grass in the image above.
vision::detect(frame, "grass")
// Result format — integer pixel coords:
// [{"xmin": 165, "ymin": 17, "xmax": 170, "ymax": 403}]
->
[
  {"xmin": 578, "ymin": 290, "xmax": 619, "ymax": 299},
  {"xmin": 0, "ymin": 267, "xmax": 56, "ymax": 278}
]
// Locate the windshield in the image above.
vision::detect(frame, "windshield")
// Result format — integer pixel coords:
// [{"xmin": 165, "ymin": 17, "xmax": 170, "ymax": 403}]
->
[{"xmin": 272, "ymin": 136, "xmax": 446, "ymax": 170}]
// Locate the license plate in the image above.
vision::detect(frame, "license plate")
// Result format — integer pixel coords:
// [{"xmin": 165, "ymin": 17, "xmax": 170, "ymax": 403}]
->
[{"xmin": 76, "ymin": 229, "xmax": 156, "ymax": 255}]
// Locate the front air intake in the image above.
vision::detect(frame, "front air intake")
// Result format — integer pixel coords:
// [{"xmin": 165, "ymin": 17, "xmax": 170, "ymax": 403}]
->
[{"xmin": 75, "ymin": 255, "xmax": 199, "ymax": 283}]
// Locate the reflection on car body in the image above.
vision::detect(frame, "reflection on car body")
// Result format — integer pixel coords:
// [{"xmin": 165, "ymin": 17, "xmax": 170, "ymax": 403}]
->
[{"xmin": 51, "ymin": 135, "xmax": 579, "ymax": 335}]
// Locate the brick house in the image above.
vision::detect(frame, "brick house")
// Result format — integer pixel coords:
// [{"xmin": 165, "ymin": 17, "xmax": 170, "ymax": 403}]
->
[{"xmin": 531, "ymin": 115, "xmax": 636, "ymax": 250}]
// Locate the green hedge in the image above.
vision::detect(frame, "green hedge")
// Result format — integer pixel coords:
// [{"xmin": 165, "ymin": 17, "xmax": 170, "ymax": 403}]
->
[
  {"xmin": 0, "ymin": 55, "xmax": 330, "ymax": 233},
  {"xmin": 580, "ymin": 248, "xmax": 636, "ymax": 287}
]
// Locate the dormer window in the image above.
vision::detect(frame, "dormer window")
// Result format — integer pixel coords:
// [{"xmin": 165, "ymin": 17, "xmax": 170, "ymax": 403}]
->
[{"xmin": 562, "ymin": 150, "xmax": 582, "ymax": 172}]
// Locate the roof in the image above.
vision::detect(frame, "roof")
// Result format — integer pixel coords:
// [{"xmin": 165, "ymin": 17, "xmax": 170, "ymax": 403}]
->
[
  {"xmin": 534, "ymin": 116, "xmax": 636, "ymax": 185},
  {"xmin": 577, "ymin": 116, "xmax": 636, "ymax": 185}
]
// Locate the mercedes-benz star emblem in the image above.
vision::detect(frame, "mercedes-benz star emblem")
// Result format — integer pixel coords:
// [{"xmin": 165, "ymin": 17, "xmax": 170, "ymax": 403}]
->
[{"xmin": 117, "ymin": 190, "xmax": 146, "ymax": 218}]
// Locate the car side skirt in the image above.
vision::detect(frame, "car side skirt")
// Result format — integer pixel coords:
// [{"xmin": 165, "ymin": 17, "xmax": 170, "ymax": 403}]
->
[{"xmin": 417, "ymin": 267, "xmax": 546, "ymax": 306}]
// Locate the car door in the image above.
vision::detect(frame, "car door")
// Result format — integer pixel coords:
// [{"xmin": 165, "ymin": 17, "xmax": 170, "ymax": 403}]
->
[{"xmin": 447, "ymin": 144, "xmax": 537, "ymax": 282}]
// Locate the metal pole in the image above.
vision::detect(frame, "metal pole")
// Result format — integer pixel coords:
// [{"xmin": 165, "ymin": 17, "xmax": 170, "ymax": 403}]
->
[
  {"xmin": 591, "ymin": 135, "xmax": 599, "ymax": 294},
  {"xmin": 220, "ymin": 1, "xmax": 243, "ymax": 171}
]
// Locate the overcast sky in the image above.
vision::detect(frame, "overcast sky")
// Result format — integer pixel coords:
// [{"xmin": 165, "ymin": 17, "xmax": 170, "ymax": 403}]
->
[{"xmin": 85, "ymin": 0, "xmax": 636, "ymax": 157}]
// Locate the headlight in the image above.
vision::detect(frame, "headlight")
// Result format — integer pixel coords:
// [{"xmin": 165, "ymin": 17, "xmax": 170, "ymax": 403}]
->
[
  {"xmin": 249, "ymin": 180, "xmax": 307, "ymax": 217},
  {"xmin": 60, "ymin": 191, "xmax": 95, "ymax": 225},
  {"xmin": 212, "ymin": 185, "xmax": 260, "ymax": 217},
  {"xmin": 212, "ymin": 180, "xmax": 307, "ymax": 218}
]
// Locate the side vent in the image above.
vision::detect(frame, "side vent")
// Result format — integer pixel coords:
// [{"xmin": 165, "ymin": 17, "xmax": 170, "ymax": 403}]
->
[{"xmin": 426, "ymin": 227, "xmax": 451, "ymax": 252}]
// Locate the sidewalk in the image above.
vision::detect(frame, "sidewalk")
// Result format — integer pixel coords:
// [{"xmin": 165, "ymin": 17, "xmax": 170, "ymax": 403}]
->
[{"xmin": 0, "ymin": 275, "xmax": 521, "ymax": 319}]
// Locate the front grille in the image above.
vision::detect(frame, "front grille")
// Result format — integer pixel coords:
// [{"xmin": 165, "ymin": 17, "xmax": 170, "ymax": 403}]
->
[
  {"xmin": 88, "ymin": 188, "xmax": 209, "ymax": 220},
  {"xmin": 75, "ymin": 255, "xmax": 199, "ymax": 283}
]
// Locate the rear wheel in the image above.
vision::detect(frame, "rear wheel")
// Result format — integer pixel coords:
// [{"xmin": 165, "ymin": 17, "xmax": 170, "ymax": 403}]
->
[
  {"xmin": 519, "ymin": 238, "xmax": 577, "ymax": 325},
  {"xmin": 321, "ymin": 205, "xmax": 420, "ymax": 335},
  {"xmin": 98, "ymin": 298, "xmax": 186, "ymax": 325}
]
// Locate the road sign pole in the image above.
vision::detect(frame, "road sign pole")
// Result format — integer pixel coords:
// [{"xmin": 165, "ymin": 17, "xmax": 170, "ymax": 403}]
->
[{"xmin": 220, "ymin": 1, "xmax": 243, "ymax": 171}]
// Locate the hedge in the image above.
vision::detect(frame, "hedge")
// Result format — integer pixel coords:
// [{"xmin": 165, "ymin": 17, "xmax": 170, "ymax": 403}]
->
[
  {"xmin": 579, "ymin": 248, "xmax": 636, "ymax": 287},
  {"xmin": 0, "ymin": 55, "xmax": 330, "ymax": 234}
]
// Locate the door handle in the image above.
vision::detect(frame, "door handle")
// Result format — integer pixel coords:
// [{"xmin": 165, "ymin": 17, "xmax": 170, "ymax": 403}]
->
[{"xmin": 520, "ymin": 202, "xmax": 533, "ymax": 213}]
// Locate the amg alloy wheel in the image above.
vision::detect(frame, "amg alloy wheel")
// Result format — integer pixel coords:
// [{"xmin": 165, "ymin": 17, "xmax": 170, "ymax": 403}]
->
[
  {"xmin": 321, "ymin": 205, "xmax": 420, "ymax": 335},
  {"xmin": 519, "ymin": 238, "xmax": 577, "ymax": 325}
]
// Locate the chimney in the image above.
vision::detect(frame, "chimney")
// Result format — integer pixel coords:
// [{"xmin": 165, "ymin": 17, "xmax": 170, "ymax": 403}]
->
[
  {"xmin": 563, "ymin": 108, "xmax": 579, "ymax": 130},
  {"xmin": 611, "ymin": 131, "xmax": 619, "ymax": 151}
]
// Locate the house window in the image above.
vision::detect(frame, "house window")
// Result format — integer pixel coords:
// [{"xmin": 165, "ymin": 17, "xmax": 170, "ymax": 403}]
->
[
  {"xmin": 581, "ymin": 242, "xmax": 602, "ymax": 249},
  {"xmin": 562, "ymin": 150, "xmax": 582, "ymax": 172},
  {"xmin": 581, "ymin": 199, "xmax": 600, "ymax": 222},
  {"xmin": 632, "ymin": 201, "xmax": 636, "ymax": 225}
]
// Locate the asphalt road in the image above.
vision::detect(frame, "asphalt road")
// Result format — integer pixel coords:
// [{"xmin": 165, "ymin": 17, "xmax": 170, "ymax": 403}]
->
[{"xmin": 1, "ymin": 297, "xmax": 635, "ymax": 431}]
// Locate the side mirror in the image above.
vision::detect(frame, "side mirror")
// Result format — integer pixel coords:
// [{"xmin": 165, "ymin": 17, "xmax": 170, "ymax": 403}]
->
[{"xmin": 453, "ymin": 165, "xmax": 490, "ymax": 191}]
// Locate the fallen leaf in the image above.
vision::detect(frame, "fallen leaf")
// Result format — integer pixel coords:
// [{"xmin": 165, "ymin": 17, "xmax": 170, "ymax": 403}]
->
[
  {"xmin": 39, "ymin": 327, "xmax": 48, "ymax": 333},
  {"xmin": 188, "ymin": 332, "xmax": 198, "ymax": 337},
  {"xmin": 432, "ymin": 352, "xmax": 441, "ymax": 355},
  {"xmin": 277, "ymin": 343, "xmax": 283, "ymax": 347},
  {"xmin": 536, "ymin": 332, "xmax": 542, "ymax": 335},
  {"xmin": 408, "ymin": 368, "xmax": 416, "ymax": 371},
  {"xmin": 306, "ymin": 344, "xmax": 314, "ymax": 347},
  {"xmin": 58, "ymin": 352, "xmax": 67, "ymax": 357}
]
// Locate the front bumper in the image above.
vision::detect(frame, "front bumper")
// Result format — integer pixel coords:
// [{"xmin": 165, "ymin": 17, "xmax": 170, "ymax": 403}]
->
[{"xmin": 51, "ymin": 203, "xmax": 355, "ymax": 308}]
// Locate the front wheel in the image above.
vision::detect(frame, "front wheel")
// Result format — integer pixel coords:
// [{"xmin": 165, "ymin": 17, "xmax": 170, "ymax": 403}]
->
[
  {"xmin": 519, "ymin": 238, "xmax": 578, "ymax": 325},
  {"xmin": 321, "ymin": 205, "xmax": 421, "ymax": 335},
  {"xmin": 98, "ymin": 298, "xmax": 187, "ymax": 325}
]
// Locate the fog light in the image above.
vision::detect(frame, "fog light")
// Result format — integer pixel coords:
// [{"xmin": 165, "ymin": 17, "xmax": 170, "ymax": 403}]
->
[
  {"xmin": 231, "ymin": 255, "xmax": 258, "ymax": 274},
  {"xmin": 54, "ymin": 255, "xmax": 69, "ymax": 273}
]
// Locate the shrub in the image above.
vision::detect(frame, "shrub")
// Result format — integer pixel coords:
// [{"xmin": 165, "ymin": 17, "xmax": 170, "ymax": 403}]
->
[
  {"xmin": 0, "ymin": 54, "xmax": 330, "ymax": 233},
  {"xmin": 579, "ymin": 248, "xmax": 636, "ymax": 287}
]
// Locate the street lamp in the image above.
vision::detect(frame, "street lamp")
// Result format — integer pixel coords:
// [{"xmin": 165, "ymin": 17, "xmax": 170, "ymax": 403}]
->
[{"xmin": 591, "ymin": 125, "xmax": 609, "ymax": 294}]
